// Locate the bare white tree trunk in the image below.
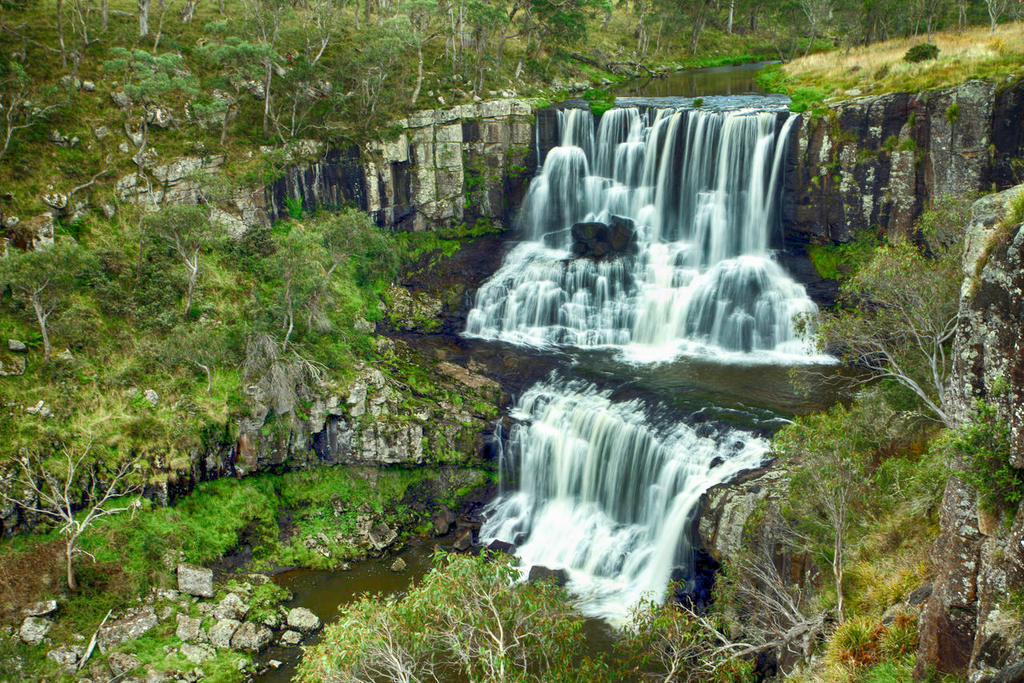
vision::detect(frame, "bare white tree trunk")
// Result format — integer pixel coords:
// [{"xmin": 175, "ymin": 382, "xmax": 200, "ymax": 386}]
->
[
  {"xmin": 138, "ymin": 0, "xmax": 150, "ymax": 37},
  {"xmin": 30, "ymin": 291, "xmax": 52, "ymax": 362}
]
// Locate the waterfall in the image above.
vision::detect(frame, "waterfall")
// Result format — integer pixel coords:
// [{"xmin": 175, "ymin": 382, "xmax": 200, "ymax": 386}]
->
[
  {"xmin": 473, "ymin": 101, "xmax": 823, "ymax": 623},
  {"xmin": 483, "ymin": 376, "xmax": 765, "ymax": 622},
  {"xmin": 465, "ymin": 105, "xmax": 819, "ymax": 362}
]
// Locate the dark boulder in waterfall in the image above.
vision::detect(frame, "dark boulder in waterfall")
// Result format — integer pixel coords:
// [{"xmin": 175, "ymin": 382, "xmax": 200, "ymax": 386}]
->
[
  {"xmin": 527, "ymin": 566, "xmax": 569, "ymax": 587},
  {"xmin": 486, "ymin": 539, "xmax": 516, "ymax": 555},
  {"xmin": 570, "ymin": 215, "xmax": 637, "ymax": 260}
]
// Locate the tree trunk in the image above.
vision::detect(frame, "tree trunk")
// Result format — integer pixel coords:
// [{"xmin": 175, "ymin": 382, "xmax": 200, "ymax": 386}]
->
[
  {"xmin": 102, "ymin": 0, "xmax": 109, "ymax": 30},
  {"xmin": 57, "ymin": 0, "xmax": 68, "ymax": 67},
  {"xmin": 262, "ymin": 61, "xmax": 273, "ymax": 139},
  {"xmin": 411, "ymin": 43, "xmax": 424, "ymax": 105},
  {"xmin": 195, "ymin": 361, "xmax": 211, "ymax": 393},
  {"xmin": 138, "ymin": 0, "xmax": 150, "ymax": 37},
  {"xmin": 184, "ymin": 259, "xmax": 197, "ymax": 317},
  {"xmin": 219, "ymin": 104, "xmax": 232, "ymax": 146},
  {"xmin": 180, "ymin": 0, "xmax": 198, "ymax": 23},
  {"xmin": 727, "ymin": 0, "xmax": 735, "ymax": 34},
  {"xmin": 65, "ymin": 539, "xmax": 77, "ymax": 591},
  {"xmin": 31, "ymin": 295, "xmax": 51, "ymax": 362}
]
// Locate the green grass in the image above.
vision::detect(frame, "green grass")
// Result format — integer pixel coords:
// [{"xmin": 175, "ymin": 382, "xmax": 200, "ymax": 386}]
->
[{"xmin": 807, "ymin": 231, "xmax": 882, "ymax": 280}]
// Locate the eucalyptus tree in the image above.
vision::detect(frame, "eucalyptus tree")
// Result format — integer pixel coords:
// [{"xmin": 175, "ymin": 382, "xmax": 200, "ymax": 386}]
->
[
  {"xmin": 101, "ymin": 49, "xmax": 199, "ymax": 183},
  {"xmin": 0, "ymin": 240, "xmax": 90, "ymax": 362},
  {"xmin": 0, "ymin": 442, "xmax": 142, "ymax": 591},
  {"xmin": 144, "ymin": 205, "xmax": 219, "ymax": 318},
  {"xmin": 198, "ymin": 29, "xmax": 272, "ymax": 145}
]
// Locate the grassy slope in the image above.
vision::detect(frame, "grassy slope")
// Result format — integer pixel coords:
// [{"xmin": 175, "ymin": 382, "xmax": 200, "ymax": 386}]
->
[{"xmin": 761, "ymin": 22, "xmax": 1024, "ymax": 111}]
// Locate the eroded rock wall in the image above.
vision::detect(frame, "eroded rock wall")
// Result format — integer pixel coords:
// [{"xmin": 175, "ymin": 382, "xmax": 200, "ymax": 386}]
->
[
  {"xmin": 915, "ymin": 185, "xmax": 1024, "ymax": 681},
  {"xmin": 266, "ymin": 99, "xmax": 543, "ymax": 232},
  {"xmin": 784, "ymin": 79, "xmax": 1024, "ymax": 245}
]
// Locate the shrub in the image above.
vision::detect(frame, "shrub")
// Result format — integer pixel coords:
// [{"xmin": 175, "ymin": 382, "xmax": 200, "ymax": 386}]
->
[
  {"xmin": 904, "ymin": 43, "xmax": 939, "ymax": 63},
  {"xmin": 947, "ymin": 399, "xmax": 1023, "ymax": 517}
]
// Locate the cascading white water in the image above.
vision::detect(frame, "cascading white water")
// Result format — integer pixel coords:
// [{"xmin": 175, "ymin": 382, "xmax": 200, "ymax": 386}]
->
[
  {"xmin": 474, "ymin": 101, "xmax": 823, "ymax": 623},
  {"xmin": 465, "ymin": 104, "xmax": 820, "ymax": 362},
  {"xmin": 483, "ymin": 376, "xmax": 765, "ymax": 622}
]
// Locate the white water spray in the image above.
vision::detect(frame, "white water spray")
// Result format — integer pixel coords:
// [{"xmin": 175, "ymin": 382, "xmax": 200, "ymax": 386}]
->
[{"xmin": 474, "ymin": 102, "xmax": 821, "ymax": 622}]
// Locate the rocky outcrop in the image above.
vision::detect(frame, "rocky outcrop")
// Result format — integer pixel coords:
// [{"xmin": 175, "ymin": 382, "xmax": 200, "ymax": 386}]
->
[
  {"xmin": 784, "ymin": 79, "xmax": 1024, "ymax": 244},
  {"xmin": 570, "ymin": 216, "xmax": 638, "ymax": 260},
  {"xmin": 915, "ymin": 185, "xmax": 1024, "ymax": 681},
  {"xmin": 267, "ymin": 99, "xmax": 542, "ymax": 232},
  {"xmin": 697, "ymin": 465, "xmax": 786, "ymax": 564}
]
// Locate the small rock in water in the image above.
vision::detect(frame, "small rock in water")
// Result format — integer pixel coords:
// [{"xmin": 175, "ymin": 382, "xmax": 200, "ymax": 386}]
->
[
  {"xmin": 279, "ymin": 630, "xmax": 302, "ymax": 647},
  {"xmin": 389, "ymin": 557, "xmax": 407, "ymax": 572},
  {"xmin": 453, "ymin": 527, "xmax": 474, "ymax": 551},
  {"xmin": 229, "ymin": 621, "xmax": 273, "ymax": 652},
  {"xmin": 269, "ymin": 659, "xmax": 282, "ymax": 668},
  {"xmin": 286, "ymin": 607, "xmax": 321, "ymax": 633}
]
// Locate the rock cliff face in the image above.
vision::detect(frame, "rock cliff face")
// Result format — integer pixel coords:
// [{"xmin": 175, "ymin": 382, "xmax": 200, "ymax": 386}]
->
[
  {"xmin": 783, "ymin": 79, "xmax": 1024, "ymax": 245},
  {"xmin": 266, "ymin": 99, "xmax": 543, "ymax": 232},
  {"xmin": 916, "ymin": 184, "xmax": 1024, "ymax": 681}
]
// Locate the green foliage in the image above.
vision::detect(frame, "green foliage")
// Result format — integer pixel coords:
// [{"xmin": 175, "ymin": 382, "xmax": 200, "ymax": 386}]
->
[
  {"xmin": 617, "ymin": 598, "xmax": 756, "ymax": 682},
  {"xmin": 692, "ymin": 97, "xmax": 704, "ymax": 108},
  {"xmin": 102, "ymin": 48, "xmax": 199, "ymax": 106},
  {"xmin": 284, "ymin": 195, "xmax": 303, "ymax": 219},
  {"xmin": 0, "ymin": 239, "xmax": 94, "ymax": 359},
  {"xmin": 244, "ymin": 581, "xmax": 293, "ymax": 624},
  {"xmin": 945, "ymin": 102, "xmax": 960, "ymax": 125},
  {"xmin": 299, "ymin": 551, "xmax": 608, "ymax": 682},
  {"xmin": 828, "ymin": 615, "xmax": 880, "ymax": 667},
  {"xmin": 904, "ymin": 43, "xmax": 940, "ymax": 63},
  {"xmin": 817, "ymin": 206, "xmax": 966, "ymax": 425},
  {"xmin": 807, "ymin": 230, "xmax": 881, "ymax": 280},
  {"xmin": 1001, "ymin": 189, "xmax": 1024, "ymax": 230},
  {"xmin": 945, "ymin": 399, "xmax": 1023, "ymax": 517},
  {"xmin": 583, "ymin": 87, "xmax": 615, "ymax": 116}
]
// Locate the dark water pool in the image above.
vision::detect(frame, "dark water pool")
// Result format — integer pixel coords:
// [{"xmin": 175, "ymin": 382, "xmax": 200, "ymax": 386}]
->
[{"xmin": 615, "ymin": 60, "xmax": 778, "ymax": 99}]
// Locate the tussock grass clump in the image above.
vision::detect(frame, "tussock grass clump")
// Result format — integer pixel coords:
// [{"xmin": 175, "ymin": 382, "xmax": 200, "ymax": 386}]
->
[{"xmin": 1001, "ymin": 188, "xmax": 1024, "ymax": 230}]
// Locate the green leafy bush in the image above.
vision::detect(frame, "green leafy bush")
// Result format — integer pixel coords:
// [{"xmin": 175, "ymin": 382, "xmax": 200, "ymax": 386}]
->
[
  {"xmin": 904, "ymin": 43, "xmax": 939, "ymax": 63},
  {"xmin": 946, "ymin": 399, "xmax": 1023, "ymax": 516}
]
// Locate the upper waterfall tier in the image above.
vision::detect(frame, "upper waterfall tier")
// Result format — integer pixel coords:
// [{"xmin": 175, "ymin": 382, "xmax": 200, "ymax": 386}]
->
[{"xmin": 465, "ymin": 104, "xmax": 821, "ymax": 362}]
